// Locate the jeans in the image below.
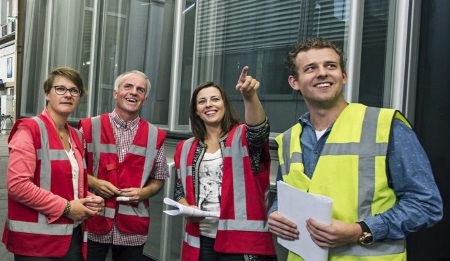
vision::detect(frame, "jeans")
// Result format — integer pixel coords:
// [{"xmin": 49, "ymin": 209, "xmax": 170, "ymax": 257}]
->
[{"xmin": 87, "ymin": 240, "xmax": 144, "ymax": 261}]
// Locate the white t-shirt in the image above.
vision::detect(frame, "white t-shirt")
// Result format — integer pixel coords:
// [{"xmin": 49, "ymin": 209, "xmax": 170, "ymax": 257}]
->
[
  {"xmin": 315, "ymin": 129, "xmax": 327, "ymax": 140},
  {"xmin": 198, "ymin": 149, "xmax": 223, "ymax": 238}
]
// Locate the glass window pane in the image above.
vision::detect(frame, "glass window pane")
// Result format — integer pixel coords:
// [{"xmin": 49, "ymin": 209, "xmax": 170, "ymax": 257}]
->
[
  {"xmin": 192, "ymin": 0, "xmax": 348, "ymax": 133},
  {"xmin": 141, "ymin": 1, "xmax": 175, "ymax": 126},
  {"xmin": 20, "ymin": 0, "xmax": 48, "ymax": 117},
  {"xmin": 177, "ymin": 0, "xmax": 196, "ymax": 127},
  {"xmin": 359, "ymin": 0, "xmax": 389, "ymax": 107},
  {"xmin": 19, "ymin": 1, "xmax": 92, "ymax": 121},
  {"xmin": 21, "ymin": 1, "xmax": 93, "ymax": 121},
  {"xmin": 80, "ymin": 5, "xmax": 94, "ymax": 117},
  {"xmin": 50, "ymin": 0, "xmax": 92, "ymax": 121},
  {"xmin": 94, "ymin": 0, "xmax": 128, "ymax": 115},
  {"xmin": 92, "ymin": 0, "xmax": 174, "ymax": 126}
]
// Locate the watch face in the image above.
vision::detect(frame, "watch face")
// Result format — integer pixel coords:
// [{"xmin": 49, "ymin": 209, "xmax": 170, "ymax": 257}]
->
[
  {"xmin": 361, "ymin": 237, "xmax": 372, "ymax": 244},
  {"xmin": 359, "ymin": 232, "xmax": 373, "ymax": 245}
]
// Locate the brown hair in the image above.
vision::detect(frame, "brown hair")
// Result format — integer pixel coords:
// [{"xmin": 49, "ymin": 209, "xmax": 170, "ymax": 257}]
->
[
  {"xmin": 285, "ymin": 38, "xmax": 346, "ymax": 79},
  {"xmin": 189, "ymin": 82, "xmax": 240, "ymax": 140},
  {"xmin": 43, "ymin": 66, "xmax": 86, "ymax": 97}
]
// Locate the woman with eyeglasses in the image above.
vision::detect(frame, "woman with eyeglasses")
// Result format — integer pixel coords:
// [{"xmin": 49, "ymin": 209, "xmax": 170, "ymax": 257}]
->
[{"xmin": 2, "ymin": 67, "xmax": 104, "ymax": 261}]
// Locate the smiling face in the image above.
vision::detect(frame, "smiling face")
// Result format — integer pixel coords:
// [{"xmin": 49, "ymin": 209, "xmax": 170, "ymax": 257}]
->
[
  {"xmin": 288, "ymin": 47, "xmax": 347, "ymax": 109},
  {"xmin": 195, "ymin": 86, "xmax": 225, "ymax": 128},
  {"xmin": 45, "ymin": 76, "xmax": 80, "ymax": 117},
  {"xmin": 113, "ymin": 72, "xmax": 148, "ymax": 121}
]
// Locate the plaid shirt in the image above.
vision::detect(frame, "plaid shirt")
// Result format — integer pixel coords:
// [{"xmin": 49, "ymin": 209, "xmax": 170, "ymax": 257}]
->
[{"xmin": 88, "ymin": 110, "xmax": 169, "ymax": 246}]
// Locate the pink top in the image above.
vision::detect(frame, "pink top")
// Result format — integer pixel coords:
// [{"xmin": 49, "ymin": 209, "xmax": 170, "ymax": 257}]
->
[{"xmin": 7, "ymin": 109, "xmax": 87, "ymax": 223}]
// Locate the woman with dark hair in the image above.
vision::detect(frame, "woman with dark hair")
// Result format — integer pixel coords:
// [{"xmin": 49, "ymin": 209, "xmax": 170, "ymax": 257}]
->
[
  {"xmin": 3, "ymin": 67, "xmax": 104, "ymax": 260},
  {"xmin": 173, "ymin": 66, "xmax": 277, "ymax": 261}
]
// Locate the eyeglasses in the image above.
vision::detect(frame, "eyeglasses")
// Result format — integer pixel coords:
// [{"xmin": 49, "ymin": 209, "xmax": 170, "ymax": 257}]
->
[{"xmin": 53, "ymin": 85, "xmax": 81, "ymax": 97}]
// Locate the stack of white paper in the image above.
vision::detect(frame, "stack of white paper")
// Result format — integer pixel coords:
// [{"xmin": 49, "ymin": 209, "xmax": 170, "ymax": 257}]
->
[{"xmin": 277, "ymin": 181, "xmax": 333, "ymax": 261}]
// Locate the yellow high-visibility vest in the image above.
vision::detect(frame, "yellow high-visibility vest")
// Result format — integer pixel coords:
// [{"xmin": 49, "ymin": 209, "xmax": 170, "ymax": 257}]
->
[{"xmin": 276, "ymin": 103, "xmax": 409, "ymax": 261}]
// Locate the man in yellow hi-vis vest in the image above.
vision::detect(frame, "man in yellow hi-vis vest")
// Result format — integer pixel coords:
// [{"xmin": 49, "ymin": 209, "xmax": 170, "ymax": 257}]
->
[{"xmin": 268, "ymin": 38, "xmax": 443, "ymax": 261}]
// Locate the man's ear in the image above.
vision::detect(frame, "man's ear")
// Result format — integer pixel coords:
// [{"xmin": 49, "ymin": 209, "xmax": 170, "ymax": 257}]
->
[
  {"xmin": 342, "ymin": 71, "xmax": 348, "ymax": 84},
  {"xmin": 288, "ymin": 75, "xmax": 300, "ymax": 91},
  {"xmin": 141, "ymin": 97, "xmax": 148, "ymax": 106}
]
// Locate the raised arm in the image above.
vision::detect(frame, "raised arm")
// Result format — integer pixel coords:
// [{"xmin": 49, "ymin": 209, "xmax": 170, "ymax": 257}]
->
[{"xmin": 236, "ymin": 66, "xmax": 265, "ymax": 125}]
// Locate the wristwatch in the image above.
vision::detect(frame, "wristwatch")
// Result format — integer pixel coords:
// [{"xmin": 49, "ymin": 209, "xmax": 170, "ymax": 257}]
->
[{"xmin": 357, "ymin": 221, "xmax": 373, "ymax": 245}]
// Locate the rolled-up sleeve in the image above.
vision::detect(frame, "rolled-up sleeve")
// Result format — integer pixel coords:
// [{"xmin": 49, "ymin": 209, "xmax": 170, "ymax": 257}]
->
[{"xmin": 364, "ymin": 120, "xmax": 443, "ymax": 241}]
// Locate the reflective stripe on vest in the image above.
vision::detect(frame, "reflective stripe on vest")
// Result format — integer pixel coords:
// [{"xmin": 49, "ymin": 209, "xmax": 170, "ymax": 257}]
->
[
  {"xmin": 277, "ymin": 105, "xmax": 406, "ymax": 257},
  {"xmin": 8, "ymin": 116, "xmax": 72, "ymax": 235},
  {"xmin": 217, "ymin": 125, "xmax": 266, "ymax": 232},
  {"xmin": 184, "ymin": 229, "xmax": 200, "ymax": 248},
  {"xmin": 118, "ymin": 202, "xmax": 149, "ymax": 217},
  {"xmin": 329, "ymin": 239, "xmax": 405, "ymax": 257},
  {"xmin": 177, "ymin": 137, "xmax": 199, "ymax": 249},
  {"xmin": 177, "ymin": 137, "xmax": 195, "ymax": 198},
  {"xmin": 7, "ymin": 219, "xmax": 72, "ymax": 235},
  {"xmin": 278, "ymin": 127, "xmax": 303, "ymax": 176},
  {"xmin": 85, "ymin": 115, "xmax": 117, "ymax": 221},
  {"xmin": 89, "ymin": 116, "xmax": 158, "ymax": 187},
  {"xmin": 103, "ymin": 207, "xmax": 115, "ymax": 218},
  {"xmin": 89, "ymin": 116, "xmax": 116, "ymax": 176},
  {"xmin": 322, "ymin": 107, "xmax": 387, "ymax": 221}
]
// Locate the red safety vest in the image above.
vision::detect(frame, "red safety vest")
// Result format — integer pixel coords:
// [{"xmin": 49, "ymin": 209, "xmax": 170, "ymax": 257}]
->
[
  {"xmin": 80, "ymin": 114, "xmax": 166, "ymax": 235},
  {"xmin": 2, "ymin": 114, "xmax": 88, "ymax": 259},
  {"xmin": 174, "ymin": 124, "xmax": 276, "ymax": 261}
]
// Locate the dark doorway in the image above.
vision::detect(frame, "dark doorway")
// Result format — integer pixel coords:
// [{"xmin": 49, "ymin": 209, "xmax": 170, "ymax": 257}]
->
[{"xmin": 409, "ymin": 0, "xmax": 450, "ymax": 260}]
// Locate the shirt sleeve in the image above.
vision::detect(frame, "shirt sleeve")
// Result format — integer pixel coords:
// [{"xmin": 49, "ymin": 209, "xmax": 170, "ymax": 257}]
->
[
  {"xmin": 173, "ymin": 141, "xmax": 186, "ymax": 202},
  {"xmin": 363, "ymin": 119, "xmax": 443, "ymax": 241},
  {"xmin": 246, "ymin": 117, "xmax": 270, "ymax": 173},
  {"xmin": 150, "ymin": 145, "xmax": 169, "ymax": 180},
  {"xmin": 268, "ymin": 166, "xmax": 283, "ymax": 214},
  {"xmin": 174, "ymin": 178, "xmax": 185, "ymax": 202},
  {"xmin": 7, "ymin": 123, "xmax": 67, "ymax": 223}
]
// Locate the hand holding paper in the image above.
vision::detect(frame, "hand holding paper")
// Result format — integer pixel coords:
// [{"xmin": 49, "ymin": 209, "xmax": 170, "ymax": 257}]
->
[
  {"xmin": 277, "ymin": 181, "xmax": 333, "ymax": 261},
  {"xmin": 163, "ymin": 197, "xmax": 220, "ymax": 218}
]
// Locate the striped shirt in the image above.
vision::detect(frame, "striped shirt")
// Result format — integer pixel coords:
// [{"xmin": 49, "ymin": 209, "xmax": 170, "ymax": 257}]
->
[{"xmin": 88, "ymin": 110, "xmax": 169, "ymax": 246}]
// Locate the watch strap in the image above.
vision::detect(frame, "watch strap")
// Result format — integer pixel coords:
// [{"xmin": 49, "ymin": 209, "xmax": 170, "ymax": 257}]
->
[
  {"xmin": 357, "ymin": 221, "xmax": 371, "ymax": 233},
  {"xmin": 357, "ymin": 221, "xmax": 373, "ymax": 245}
]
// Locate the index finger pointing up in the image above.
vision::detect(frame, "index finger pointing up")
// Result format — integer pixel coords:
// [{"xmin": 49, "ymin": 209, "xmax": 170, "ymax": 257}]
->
[{"xmin": 238, "ymin": 66, "xmax": 249, "ymax": 83}]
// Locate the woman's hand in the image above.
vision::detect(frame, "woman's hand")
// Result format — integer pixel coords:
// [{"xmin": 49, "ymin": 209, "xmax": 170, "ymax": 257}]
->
[
  {"xmin": 236, "ymin": 66, "xmax": 260, "ymax": 96},
  {"xmin": 185, "ymin": 205, "xmax": 205, "ymax": 223}
]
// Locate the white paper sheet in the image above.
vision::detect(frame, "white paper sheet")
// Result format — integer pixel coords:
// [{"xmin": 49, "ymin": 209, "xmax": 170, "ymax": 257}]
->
[
  {"xmin": 277, "ymin": 181, "xmax": 333, "ymax": 261},
  {"xmin": 163, "ymin": 197, "xmax": 220, "ymax": 218}
]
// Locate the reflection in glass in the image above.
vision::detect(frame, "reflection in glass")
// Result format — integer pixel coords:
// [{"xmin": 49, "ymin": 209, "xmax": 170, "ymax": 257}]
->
[
  {"xmin": 20, "ymin": 0, "xmax": 391, "ymax": 134},
  {"xmin": 192, "ymin": 0, "xmax": 348, "ymax": 132}
]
